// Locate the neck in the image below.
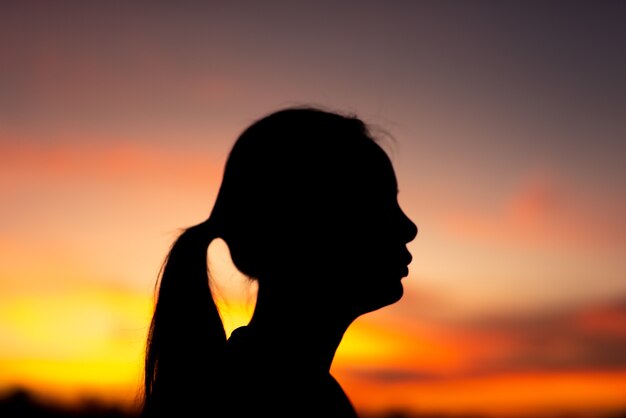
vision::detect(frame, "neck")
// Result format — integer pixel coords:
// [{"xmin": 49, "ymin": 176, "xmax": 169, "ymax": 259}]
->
[{"xmin": 245, "ymin": 281, "xmax": 354, "ymax": 372}]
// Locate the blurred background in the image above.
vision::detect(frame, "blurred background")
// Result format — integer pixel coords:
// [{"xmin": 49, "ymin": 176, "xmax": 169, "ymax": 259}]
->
[{"xmin": 1, "ymin": 1, "xmax": 625, "ymax": 417}]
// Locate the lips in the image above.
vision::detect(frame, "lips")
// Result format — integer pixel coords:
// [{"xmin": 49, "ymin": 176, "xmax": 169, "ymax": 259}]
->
[
  {"xmin": 400, "ymin": 251, "xmax": 412, "ymax": 277},
  {"xmin": 377, "ymin": 249, "xmax": 412, "ymax": 278}
]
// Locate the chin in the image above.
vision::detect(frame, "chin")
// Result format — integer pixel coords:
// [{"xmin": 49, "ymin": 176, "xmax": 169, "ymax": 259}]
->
[
  {"xmin": 358, "ymin": 282, "xmax": 404, "ymax": 315},
  {"xmin": 385, "ymin": 282, "xmax": 404, "ymax": 305}
]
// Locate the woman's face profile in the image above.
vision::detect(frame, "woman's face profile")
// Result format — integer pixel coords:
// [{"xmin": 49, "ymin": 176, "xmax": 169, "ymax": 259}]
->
[{"xmin": 309, "ymin": 142, "xmax": 418, "ymax": 316}]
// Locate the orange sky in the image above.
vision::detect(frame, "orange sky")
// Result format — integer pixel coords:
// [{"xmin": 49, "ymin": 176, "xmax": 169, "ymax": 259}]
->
[{"xmin": 1, "ymin": 1, "xmax": 625, "ymax": 416}]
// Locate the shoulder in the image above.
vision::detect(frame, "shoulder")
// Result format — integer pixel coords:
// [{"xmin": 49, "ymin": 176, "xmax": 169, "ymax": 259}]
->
[
  {"xmin": 221, "ymin": 327, "xmax": 358, "ymax": 417},
  {"xmin": 220, "ymin": 365, "xmax": 358, "ymax": 417}
]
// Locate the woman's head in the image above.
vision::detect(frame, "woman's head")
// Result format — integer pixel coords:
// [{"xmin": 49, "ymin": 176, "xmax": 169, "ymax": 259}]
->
[
  {"xmin": 211, "ymin": 106, "xmax": 418, "ymax": 315},
  {"xmin": 142, "ymin": 106, "xmax": 417, "ymax": 415}
]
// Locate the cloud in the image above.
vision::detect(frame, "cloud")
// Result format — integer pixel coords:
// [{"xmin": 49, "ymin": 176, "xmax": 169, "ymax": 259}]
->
[
  {"xmin": 341, "ymin": 295, "xmax": 626, "ymax": 386},
  {"xmin": 345, "ymin": 367, "xmax": 443, "ymax": 384},
  {"xmin": 458, "ymin": 297, "xmax": 626, "ymax": 375},
  {"xmin": 0, "ymin": 139, "xmax": 225, "ymax": 193},
  {"xmin": 440, "ymin": 170, "xmax": 626, "ymax": 251}
]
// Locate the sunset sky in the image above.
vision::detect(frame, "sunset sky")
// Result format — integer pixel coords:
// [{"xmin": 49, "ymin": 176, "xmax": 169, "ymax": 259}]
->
[{"xmin": 1, "ymin": 1, "xmax": 625, "ymax": 416}]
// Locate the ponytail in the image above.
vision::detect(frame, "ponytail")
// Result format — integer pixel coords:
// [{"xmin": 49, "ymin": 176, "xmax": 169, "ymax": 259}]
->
[{"xmin": 142, "ymin": 219, "xmax": 225, "ymax": 417}]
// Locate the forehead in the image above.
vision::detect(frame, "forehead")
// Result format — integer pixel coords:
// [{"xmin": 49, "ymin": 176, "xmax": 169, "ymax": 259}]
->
[
  {"xmin": 338, "ymin": 141, "xmax": 398, "ymax": 198},
  {"xmin": 359, "ymin": 140, "xmax": 396, "ymax": 180}
]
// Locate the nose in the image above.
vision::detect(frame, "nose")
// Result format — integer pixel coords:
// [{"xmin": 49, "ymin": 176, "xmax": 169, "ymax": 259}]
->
[{"xmin": 402, "ymin": 211, "xmax": 418, "ymax": 244}]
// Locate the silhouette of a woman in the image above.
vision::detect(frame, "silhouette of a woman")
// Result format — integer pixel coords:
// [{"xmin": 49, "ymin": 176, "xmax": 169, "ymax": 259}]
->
[{"xmin": 141, "ymin": 106, "xmax": 418, "ymax": 417}]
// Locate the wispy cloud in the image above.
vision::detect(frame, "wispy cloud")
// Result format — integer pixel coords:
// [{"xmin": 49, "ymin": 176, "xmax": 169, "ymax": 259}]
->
[
  {"xmin": 340, "ymin": 295, "xmax": 626, "ymax": 384},
  {"xmin": 0, "ymin": 139, "xmax": 224, "ymax": 191},
  {"xmin": 440, "ymin": 170, "xmax": 626, "ymax": 251}
]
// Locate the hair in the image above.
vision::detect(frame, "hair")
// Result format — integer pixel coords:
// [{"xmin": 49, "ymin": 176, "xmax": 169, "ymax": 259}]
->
[{"xmin": 141, "ymin": 106, "xmax": 380, "ymax": 416}]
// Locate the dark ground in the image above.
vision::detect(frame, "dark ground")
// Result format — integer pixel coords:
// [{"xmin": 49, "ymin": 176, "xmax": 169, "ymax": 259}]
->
[{"xmin": 1, "ymin": 387, "xmax": 625, "ymax": 418}]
